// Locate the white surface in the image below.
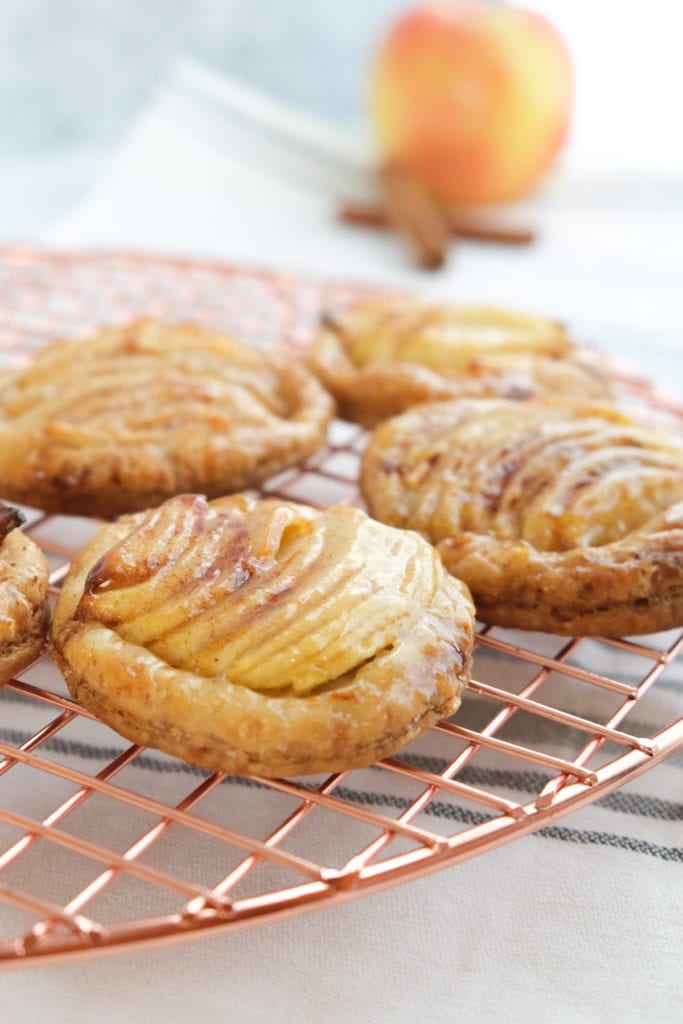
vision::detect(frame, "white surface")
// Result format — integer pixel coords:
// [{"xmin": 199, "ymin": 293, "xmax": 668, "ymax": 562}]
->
[
  {"xmin": 4, "ymin": 61, "xmax": 683, "ymax": 1021},
  {"xmin": 532, "ymin": 1, "xmax": 683, "ymax": 179},
  {"xmin": 5, "ymin": 838, "xmax": 681, "ymax": 1023}
]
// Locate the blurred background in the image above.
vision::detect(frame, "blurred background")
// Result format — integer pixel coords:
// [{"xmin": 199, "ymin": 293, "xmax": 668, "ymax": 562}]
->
[{"xmin": 2, "ymin": 0, "xmax": 683, "ymax": 236}]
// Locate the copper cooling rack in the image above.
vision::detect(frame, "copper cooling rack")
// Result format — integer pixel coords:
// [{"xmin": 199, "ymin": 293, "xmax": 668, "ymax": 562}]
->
[{"xmin": 1, "ymin": 246, "xmax": 682, "ymax": 970}]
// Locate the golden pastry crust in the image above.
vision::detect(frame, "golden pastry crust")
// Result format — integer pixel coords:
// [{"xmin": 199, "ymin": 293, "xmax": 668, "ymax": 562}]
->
[
  {"xmin": 361, "ymin": 399, "xmax": 683, "ymax": 637},
  {"xmin": 0, "ymin": 503, "xmax": 50, "ymax": 682},
  {"xmin": 0, "ymin": 319, "xmax": 334, "ymax": 517},
  {"xmin": 50, "ymin": 493, "xmax": 475, "ymax": 776},
  {"xmin": 309, "ymin": 298, "xmax": 610, "ymax": 427}
]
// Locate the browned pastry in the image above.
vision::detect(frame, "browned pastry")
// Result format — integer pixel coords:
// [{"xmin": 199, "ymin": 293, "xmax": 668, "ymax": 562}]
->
[
  {"xmin": 309, "ymin": 297, "xmax": 610, "ymax": 427},
  {"xmin": 50, "ymin": 493, "xmax": 475, "ymax": 776},
  {"xmin": 0, "ymin": 319, "xmax": 334, "ymax": 517},
  {"xmin": 361, "ymin": 398, "xmax": 683, "ymax": 637},
  {"xmin": 0, "ymin": 502, "xmax": 50, "ymax": 682}
]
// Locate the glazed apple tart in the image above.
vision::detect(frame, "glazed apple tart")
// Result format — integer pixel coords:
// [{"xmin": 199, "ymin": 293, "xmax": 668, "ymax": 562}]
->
[
  {"xmin": 309, "ymin": 297, "xmax": 610, "ymax": 427},
  {"xmin": 51, "ymin": 493, "xmax": 475, "ymax": 776},
  {"xmin": 0, "ymin": 319, "xmax": 333, "ymax": 517},
  {"xmin": 362, "ymin": 398, "xmax": 683, "ymax": 637},
  {"xmin": 0, "ymin": 502, "xmax": 49, "ymax": 682}
]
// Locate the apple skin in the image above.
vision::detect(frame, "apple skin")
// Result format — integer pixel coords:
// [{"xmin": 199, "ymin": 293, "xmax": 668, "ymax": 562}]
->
[{"xmin": 370, "ymin": 2, "xmax": 573, "ymax": 204}]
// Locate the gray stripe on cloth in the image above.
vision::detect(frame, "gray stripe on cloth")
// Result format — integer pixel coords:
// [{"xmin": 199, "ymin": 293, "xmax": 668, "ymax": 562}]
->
[{"xmin": 0, "ymin": 727, "xmax": 681, "ymax": 863}]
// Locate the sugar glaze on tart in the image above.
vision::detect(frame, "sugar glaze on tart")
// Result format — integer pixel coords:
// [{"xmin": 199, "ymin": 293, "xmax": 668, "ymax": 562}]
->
[
  {"xmin": 51, "ymin": 494, "xmax": 475, "ymax": 776},
  {"xmin": 0, "ymin": 501, "xmax": 49, "ymax": 682},
  {"xmin": 0, "ymin": 319, "xmax": 334, "ymax": 517},
  {"xmin": 309, "ymin": 298, "xmax": 610, "ymax": 427},
  {"xmin": 362, "ymin": 398, "xmax": 683, "ymax": 636}
]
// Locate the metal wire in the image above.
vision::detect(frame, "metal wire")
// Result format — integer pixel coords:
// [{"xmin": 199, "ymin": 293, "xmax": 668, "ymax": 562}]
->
[{"xmin": 0, "ymin": 246, "xmax": 681, "ymax": 970}]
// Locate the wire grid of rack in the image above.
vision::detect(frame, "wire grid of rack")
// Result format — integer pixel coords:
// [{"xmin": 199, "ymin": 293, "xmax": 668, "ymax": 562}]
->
[{"xmin": 0, "ymin": 246, "xmax": 682, "ymax": 970}]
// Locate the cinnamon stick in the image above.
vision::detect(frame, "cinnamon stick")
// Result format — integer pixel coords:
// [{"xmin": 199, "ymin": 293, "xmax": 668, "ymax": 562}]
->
[
  {"xmin": 376, "ymin": 163, "xmax": 451, "ymax": 270},
  {"xmin": 446, "ymin": 220, "xmax": 535, "ymax": 245},
  {"xmin": 339, "ymin": 199, "xmax": 535, "ymax": 245}
]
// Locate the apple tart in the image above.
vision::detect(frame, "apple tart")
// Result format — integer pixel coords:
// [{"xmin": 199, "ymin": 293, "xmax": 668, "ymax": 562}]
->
[
  {"xmin": 50, "ymin": 493, "xmax": 475, "ymax": 776},
  {"xmin": 0, "ymin": 502, "xmax": 50, "ymax": 682},
  {"xmin": 309, "ymin": 297, "xmax": 610, "ymax": 427},
  {"xmin": 0, "ymin": 319, "xmax": 334, "ymax": 517},
  {"xmin": 362, "ymin": 398, "xmax": 683, "ymax": 636}
]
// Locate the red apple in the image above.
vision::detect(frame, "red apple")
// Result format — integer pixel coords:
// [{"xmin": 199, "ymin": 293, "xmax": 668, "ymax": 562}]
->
[{"xmin": 370, "ymin": 1, "xmax": 573, "ymax": 204}]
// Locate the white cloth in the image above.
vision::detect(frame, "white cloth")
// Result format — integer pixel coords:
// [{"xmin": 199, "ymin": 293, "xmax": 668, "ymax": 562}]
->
[
  {"xmin": 3, "ymin": 61, "xmax": 683, "ymax": 1022},
  {"xmin": 48, "ymin": 62, "xmax": 683, "ymax": 345}
]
